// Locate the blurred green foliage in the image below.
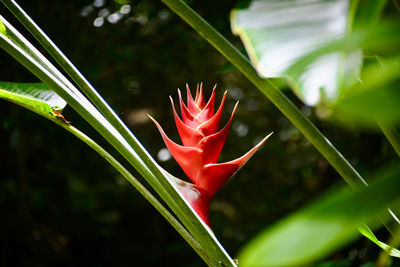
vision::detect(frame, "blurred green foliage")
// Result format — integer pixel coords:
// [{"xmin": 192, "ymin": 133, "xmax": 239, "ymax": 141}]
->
[{"xmin": 0, "ymin": 0, "xmax": 399, "ymax": 266}]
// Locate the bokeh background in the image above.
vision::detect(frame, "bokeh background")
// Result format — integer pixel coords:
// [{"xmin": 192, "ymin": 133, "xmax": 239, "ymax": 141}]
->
[{"xmin": 0, "ymin": 0, "xmax": 398, "ymax": 266}]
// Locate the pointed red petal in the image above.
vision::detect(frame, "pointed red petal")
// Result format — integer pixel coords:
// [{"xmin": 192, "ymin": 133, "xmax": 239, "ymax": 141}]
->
[
  {"xmin": 194, "ymin": 83, "xmax": 200, "ymax": 103},
  {"xmin": 195, "ymin": 85, "xmax": 216, "ymax": 122},
  {"xmin": 199, "ymin": 132, "xmax": 273, "ymax": 196},
  {"xmin": 178, "ymin": 89, "xmax": 201, "ymax": 128},
  {"xmin": 170, "ymin": 96, "xmax": 204, "ymax": 147},
  {"xmin": 199, "ymin": 162, "xmax": 240, "ymax": 197},
  {"xmin": 149, "ymin": 115, "xmax": 203, "ymax": 183},
  {"xmin": 186, "ymin": 84, "xmax": 201, "ymax": 115},
  {"xmin": 196, "ymin": 91, "xmax": 227, "ymax": 136},
  {"xmin": 205, "ymin": 84, "xmax": 216, "ymax": 115},
  {"xmin": 175, "ymin": 179, "xmax": 211, "ymax": 226},
  {"xmin": 198, "ymin": 102, "xmax": 238, "ymax": 164},
  {"xmin": 196, "ymin": 82, "xmax": 206, "ymax": 109}
]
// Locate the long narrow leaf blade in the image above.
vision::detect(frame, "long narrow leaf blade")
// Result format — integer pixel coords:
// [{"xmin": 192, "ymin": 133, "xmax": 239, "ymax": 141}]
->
[
  {"xmin": 0, "ymin": 18, "xmax": 5, "ymax": 35},
  {"xmin": 359, "ymin": 225, "xmax": 400, "ymax": 258}
]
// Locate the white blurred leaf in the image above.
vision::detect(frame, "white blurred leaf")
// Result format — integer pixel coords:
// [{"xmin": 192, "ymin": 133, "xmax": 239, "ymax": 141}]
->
[{"xmin": 231, "ymin": 0, "xmax": 363, "ymax": 106}]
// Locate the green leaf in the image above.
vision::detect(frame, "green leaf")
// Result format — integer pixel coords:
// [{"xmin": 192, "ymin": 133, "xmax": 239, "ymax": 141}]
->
[
  {"xmin": 238, "ymin": 166, "xmax": 400, "ymax": 267},
  {"xmin": 333, "ymin": 56, "xmax": 400, "ymax": 125},
  {"xmin": 353, "ymin": 0, "xmax": 388, "ymax": 28},
  {"xmin": 359, "ymin": 225, "xmax": 400, "ymax": 258},
  {"xmin": 0, "ymin": 82, "xmax": 66, "ymax": 114},
  {"xmin": 231, "ymin": 0, "xmax": 363, "ymax": 106},
  {"xmin": 335, "ymin": 85, "xmax": 400, "ymax": 125},
  {"xmin": 0, "ymin": 19, "xmax": 6, "ymax": 35}
]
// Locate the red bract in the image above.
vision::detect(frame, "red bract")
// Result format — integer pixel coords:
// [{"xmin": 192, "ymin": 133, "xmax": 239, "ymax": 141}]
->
[{"xmin": 150, "ymin": 84, "xmax": 272, "ymax": 226}]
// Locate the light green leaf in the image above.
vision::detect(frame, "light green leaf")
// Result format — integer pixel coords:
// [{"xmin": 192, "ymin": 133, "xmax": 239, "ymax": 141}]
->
[
  {"xmin": 0, "ymin": 82, "xmax": 66, "ymax": 114},
  {"xmin": 359, "ymin": 225, "xmax": 400, "ymax": 257},
  {"xmin": 231, "ymin": 0, "xmax": 363, "ymax": 106},
  {"xmin": 0, "ymin": 19, "xmax": 6, "ymax": 35},
  {"xmin": 238, "ymin": 166, "xmax": 400, "ymax": 267}
]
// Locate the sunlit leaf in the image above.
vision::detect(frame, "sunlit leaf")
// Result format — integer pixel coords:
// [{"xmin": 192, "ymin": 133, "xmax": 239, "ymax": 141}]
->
[
  {"xmin": 359, "ymin": 225, "xmax": 400, "ymax": 257},
  {"xmin": 0, "ymin": 18, "xmax": 6, "ymax": 35},
  {"xmin": 0, "ymin": 82, "xmax": 66, "ymax": 115},
  {"xmin": 231, "ymin": 0, "xmax": 363, "ymax": 106},
  {"xmin": 238, "ymin": 166, "xmax": 400, "ymax": 267}
]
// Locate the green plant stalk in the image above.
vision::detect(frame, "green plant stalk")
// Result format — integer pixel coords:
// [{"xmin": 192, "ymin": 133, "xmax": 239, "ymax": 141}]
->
[
  {"xmin": 347, "ymin": 0, "xmax": 360, "ymax": 33},
  {"xmin": 377, "ymin": 122, "xmax": 400, "ymax": 233},
  {"xmin": 378, "ymin": 121, "xmax": 400, "ymax": 157},
  {"xmin": 0, "ymin": 0, "xmax": 136, "ymax": 139},
  {"xmin": 335, "ymin": 0, "xmax": 359, "ymax": 103},
  {"xmin": 8, "ymin": 104, "xmax": 210, "ymax": 265},
  {"xmin": 0, "ymin": 15, "xmax": 84, "ymax": 101},
  {"xmin": 161, "ymin": 0, "xmax": 367, "ymax": 189},
  {"xmin": 0, "ymin": 20, "xmax": 234, "ymax": 267}
]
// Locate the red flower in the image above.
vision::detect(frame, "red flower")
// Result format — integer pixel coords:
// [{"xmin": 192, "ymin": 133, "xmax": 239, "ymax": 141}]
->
[{"xmin": 150, "ymin": 84, "xmax": 272, "ymax": 226}]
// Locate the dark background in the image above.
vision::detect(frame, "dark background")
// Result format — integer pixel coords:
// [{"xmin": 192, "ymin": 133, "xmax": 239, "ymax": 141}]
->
[{"xmin": 0, "ymin": 0, "xmax": 398, "ymax": 266}]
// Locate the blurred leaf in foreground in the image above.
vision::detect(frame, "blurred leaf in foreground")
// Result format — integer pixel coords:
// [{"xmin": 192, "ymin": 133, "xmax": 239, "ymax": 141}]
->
[
  {"xmin": 238, "ymin": 165, "xmax": 400, "ymax": 267},
  {"xmin": 334, "ymin": 56, "xmax": 400, "ymax": 126}
]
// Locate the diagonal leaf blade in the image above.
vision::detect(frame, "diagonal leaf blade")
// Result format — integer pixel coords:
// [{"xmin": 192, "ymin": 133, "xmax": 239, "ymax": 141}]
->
[
  {"xmin": 0, "ymin": 18, "xmax": 5, "ymax": 35},
  {"xmin": 359, "ymin": 225, "xmax": 400, "ymax": 258}
]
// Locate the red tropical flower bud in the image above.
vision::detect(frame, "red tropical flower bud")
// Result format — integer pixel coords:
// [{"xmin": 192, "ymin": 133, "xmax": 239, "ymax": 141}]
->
[
  {"xmin": 150, "ymin": 84, "xmax": 272, "ymax": 226},
  {"xmin": 173, "ymin": 179, "xmax": 211, "ymax": 226}
]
